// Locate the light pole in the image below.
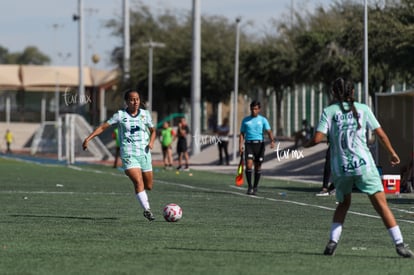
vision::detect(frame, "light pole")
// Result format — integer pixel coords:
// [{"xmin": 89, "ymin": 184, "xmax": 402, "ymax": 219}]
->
[
  {"xmin": 142, "ymin": 40, "xmax": 165, "ymax": 113},
  {"xmin": 51, "ymin": 23, "xmax": 64, "ymax": 122},
  {"xmin": 73, "ymin": 0, "xmax": 85, "ymax": 109},
  {"xmin": 191, "ymin": 0, "xmax": 201, "ymax": 155},
  {"xmin": 363, "ymin": 0, "xmax": 368, "ymax": 104},
  {"xmin": 55, "ymin": 52, "xmax": 71, "ymax": 122},
  {"xmin": 123, "ymin": 0, "xmax": 130, "ymax": 82},
  {"xmin": 51, "ymin": 23, "xmax": 64, "ymax": 64},
  {"xmin": 232, "ymin": 17, "xmax": 241, "ymax": 162}
]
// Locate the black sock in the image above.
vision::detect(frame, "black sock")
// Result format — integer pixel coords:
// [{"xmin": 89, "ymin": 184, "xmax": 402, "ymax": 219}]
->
[
  {"xmin": 254, "ymin": 170, "xmax": 261, "ymax": 188},
  {"xmin": 246, "ymin": 169, "xmax": 253, "ymax": 188}
]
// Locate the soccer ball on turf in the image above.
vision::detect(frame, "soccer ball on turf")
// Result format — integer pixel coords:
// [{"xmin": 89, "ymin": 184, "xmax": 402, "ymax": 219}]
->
[{"xmin": 163, "ymin": 203, "xmax": 182, "ymax": 222}]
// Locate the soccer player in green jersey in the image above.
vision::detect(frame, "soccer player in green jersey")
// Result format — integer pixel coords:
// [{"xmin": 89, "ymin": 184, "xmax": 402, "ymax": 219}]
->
[
  {"xmin": 159, "ymin": 121, "xmax": 175, "ymax": 169},
  {"xmin": 306, "ymin": 77, "xmax": 413, "ymax": 258},
  {"xmin": 83, "ymin": 89, "xmax": 157, "ymax": 221}
]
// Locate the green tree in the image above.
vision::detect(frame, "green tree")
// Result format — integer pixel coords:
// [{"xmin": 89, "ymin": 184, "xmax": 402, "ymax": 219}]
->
[
  {"xmin": 241, "ymin": 35, "xmax": 296, "ymax": 135},
  {"xmin": 105, "ymin": 0, "xmax": 414, "ymax": 134},
  {"xmin": 382, "ymin": 0, "xmax": 414, "ymax": 89},
  {"xmin": 0, "ymin": 45, "xmax": 50, "ymax": 65},
  {"xmin": 107, "ymin": 3, "xmax": 251, "ymax": 120},
  {"xmin": 17, "ymin": 46, "xmax": 50, "ymax": 65},
  {"xmin": 0, "ymin": 46, "xmax": 10, "ymax": 63}
]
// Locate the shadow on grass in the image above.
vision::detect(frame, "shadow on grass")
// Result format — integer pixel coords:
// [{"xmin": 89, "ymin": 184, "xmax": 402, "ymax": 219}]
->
[
  {"xmin": 387, "ymin": 198, "xmax": 414, "ymax": 204},
  {"xmin": 8, "ymin": 214, "xmax": 118, "ymax": 221},
  {"xmin": 164, "ymin": 246, "xmax": 401, "ymax": 259},
  {"xmin": 165, "ymin": 246, "xmax": 320, "ymax": 256},
  {"xmin": 265, "ymin": 185, "xmax": 320, "ymax": 194}
]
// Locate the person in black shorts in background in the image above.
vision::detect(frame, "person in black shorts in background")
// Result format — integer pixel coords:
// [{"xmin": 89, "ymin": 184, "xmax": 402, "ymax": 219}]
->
[
  {"xmin": 316, "ymin": 144, "xmax": 336, "ymax": 196},
  {"xmin": 177, "ymin": 117, "xmax": 190, "ymax": 171}
]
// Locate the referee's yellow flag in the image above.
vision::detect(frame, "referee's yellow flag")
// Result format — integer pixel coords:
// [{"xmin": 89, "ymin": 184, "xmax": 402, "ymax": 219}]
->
[{"xmin": 235, "ymin": 157, "xmax": 244, "ymax": 186}]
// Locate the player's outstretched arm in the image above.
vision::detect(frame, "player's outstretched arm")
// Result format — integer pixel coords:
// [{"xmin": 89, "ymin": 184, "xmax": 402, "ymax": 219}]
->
[
  {"xmin": 82, "ymin": 122, "xmax": 111, "ymax": 150},
  {"xmin": 374, "ymin": 127, "xmax": 400, "ymax": 166},
  {"xmin": 304, "ymin": 131, "xmax": 325, "ymax": 148}
]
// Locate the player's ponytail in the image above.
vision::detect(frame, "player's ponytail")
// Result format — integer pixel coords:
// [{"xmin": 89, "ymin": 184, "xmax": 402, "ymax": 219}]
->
[{"xmin": 332, "ymin": 78, "xmax": 361, "ymax": 129}]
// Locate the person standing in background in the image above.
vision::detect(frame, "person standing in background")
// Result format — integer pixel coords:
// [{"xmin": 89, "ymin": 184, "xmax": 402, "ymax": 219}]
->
[
  {"xmin": 5, "ymin": 129, "xmax": 13, "ymax": 153},
  {"xmin": 112, "ymin": 127, "xmax": 121, "ymax": 168},
  {"xmin": 159, "ymin": 121, "xmax": 175, "ymax": 169},
  {"xmin": 216, "ymin": 118, "xmax": 230, "ymax": 165},
  {"xmin": 316, "ymin": 144, "xmax": 336, "ymax": 196},
  {"xmin": 176, "ymin": 117, "xmax": 190, "ymax": 171}
]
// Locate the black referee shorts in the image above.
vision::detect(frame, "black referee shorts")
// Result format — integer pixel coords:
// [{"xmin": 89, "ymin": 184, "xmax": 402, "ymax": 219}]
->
[{"xmin": 244, "ymin": 141, "xmax": 265, "ymax": 162}]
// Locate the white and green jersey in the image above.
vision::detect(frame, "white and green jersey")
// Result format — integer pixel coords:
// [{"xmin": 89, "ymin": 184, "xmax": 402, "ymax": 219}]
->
[
  {"xmin": 316, "ymin": 102, "xmax": 380, "ymax": 177},
  {"xmin": 107, "ymin": 108, "xmax": 153, "ymax": 157}
]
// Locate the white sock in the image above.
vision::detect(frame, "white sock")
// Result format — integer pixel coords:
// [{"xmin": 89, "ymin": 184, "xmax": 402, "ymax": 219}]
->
[
  {"xmin": 388, "ymin": 225, "xmax": 403, "ymax": 245},
  {"xmin": 330, "ymin": 222, "xmax": 343, "ymax": 243},
  {"xmin": 136, "ymin": 191, "xmax": 150, "ymax": 210}
]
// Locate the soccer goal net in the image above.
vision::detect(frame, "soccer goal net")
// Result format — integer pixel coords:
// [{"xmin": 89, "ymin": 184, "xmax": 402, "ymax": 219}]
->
[{"xmin": 31, "ymin": 113, "xmax": 113, "ymax": 164}]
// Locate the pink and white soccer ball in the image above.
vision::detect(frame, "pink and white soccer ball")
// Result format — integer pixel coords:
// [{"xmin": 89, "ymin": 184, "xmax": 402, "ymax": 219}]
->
[{"xmin": 163, "ymin": 203, "xmax": 182, "ymax": 222}]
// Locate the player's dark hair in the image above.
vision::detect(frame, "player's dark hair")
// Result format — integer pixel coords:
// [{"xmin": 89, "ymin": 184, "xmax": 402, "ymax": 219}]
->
[
  {"xmin": 123, "ymin": 89, "xmax": 139, "ymax": 101},
  {"xmin": 332, "ymin": 77, "xmax": 361, "ymax": 129},
  {"xmin": 123, "ymin": 89, "xmax": 147, "ymax": 110},
  {"xmin": 250, "ymin": 100, "xmax": 261, "ymax": 109}
]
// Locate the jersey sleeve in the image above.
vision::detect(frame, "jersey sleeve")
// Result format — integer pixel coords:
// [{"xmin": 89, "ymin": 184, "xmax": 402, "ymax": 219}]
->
[
  {"xmin": 316, "ymin": 109, "xmax": 329, "ymax": 135},
  {"xmin": 145, "ymin": 110, "xmax": 154, "ymax": 128},
  {"xmin": 263, "ymin": 117, "xmax": 271, "ymax": 131},
  {"xmin": 106, "ymin": 111, "xmax": 120, "ymax": 125},
  {"xmin": 240, "ymin": 118, "xmax": 246, "ymax": 134},
  {"xmin": 365, "ymin": 107, "xmax": 380, "ymax": 130}
]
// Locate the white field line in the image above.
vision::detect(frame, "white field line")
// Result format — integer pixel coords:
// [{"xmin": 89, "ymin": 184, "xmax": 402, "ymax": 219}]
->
[
  {"xmin": 229, "ymin": 186, "xmax": 414, "ymax": 224},
  {"xmin": 3, "ymin": 165, "xmax": 414, "ymax": 224},
  {"xmin": 390, "ymin": 207, "xmax": 414, "ymax": 215},
  {"xmin": 0, "ymin": 190, "xmax": 128, "ymax": 196}
]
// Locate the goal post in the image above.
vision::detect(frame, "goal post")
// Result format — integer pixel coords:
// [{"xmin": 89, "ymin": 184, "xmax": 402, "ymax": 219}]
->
[{"xmin": 31, "ymin": 113, "xmax": 113, "ymax": 164}]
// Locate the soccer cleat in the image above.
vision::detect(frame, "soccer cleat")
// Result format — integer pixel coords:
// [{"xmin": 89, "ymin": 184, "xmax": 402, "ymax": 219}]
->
[
  {"xmin": 143, "ymin": 209, "xmax": 155, "ymax": 221},
  {"xmin": 396, "ymin": 243, "xmax": 414, "ymax": 258},
  {"xmin": 316, "ymin": 190, "xmax": 330, "ymax": 197},
  {"xmin": 252, "ymin": 187, "xmax": 258, "ymax": 195},
  {"xmin": 247, "ymin": 188, "xmax": 254, "ymax": 195},
  {"xmin": 324, "ymin": 240, "xmax": 338, "ymax": 256}
]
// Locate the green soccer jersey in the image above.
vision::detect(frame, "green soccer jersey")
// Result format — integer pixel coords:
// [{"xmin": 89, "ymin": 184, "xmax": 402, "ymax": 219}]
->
[
  {"xmin": 107, "ymin": 108, "xmax": 153, "ymax": 157},
  {"xmin": 160, "ymin": 127, "xmax": 173, "ymax": 147},
  {"xmin": 316, "ymin": 102, "xmax": 380, "ymax": 177}
]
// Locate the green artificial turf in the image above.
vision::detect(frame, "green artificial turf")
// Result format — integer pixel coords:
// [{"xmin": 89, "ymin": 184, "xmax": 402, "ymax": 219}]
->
[{"xmin": 1, "ymin": 157, "xmax": 414, "ymax": 274}]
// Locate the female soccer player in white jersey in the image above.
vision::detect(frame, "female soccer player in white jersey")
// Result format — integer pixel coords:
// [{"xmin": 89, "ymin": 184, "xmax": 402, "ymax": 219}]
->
[
  {"xmin": 83, "ymin": 89, "xmax": 157, "ymax": 221},
  {"xmin": 306, "ymin": 77, "xmax": 413, "ymax": 258}
]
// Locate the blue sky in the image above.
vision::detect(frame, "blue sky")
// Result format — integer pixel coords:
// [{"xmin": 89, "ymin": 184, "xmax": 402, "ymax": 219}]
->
[{"xmin": 1, "ymin": 0, "xmax": 333, "ymax": 70}]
